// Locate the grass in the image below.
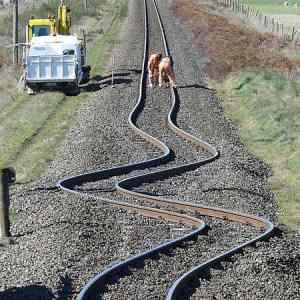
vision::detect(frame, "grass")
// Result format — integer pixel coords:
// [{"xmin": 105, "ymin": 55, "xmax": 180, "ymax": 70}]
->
[
  {"xmin": 172, "ymin": 0, "xmax": 300, "ymax": 229},
  {"xmin": 244, "ymin": 0, "xmax": 300, "ymax": 14},
  {"xmin": 217, "ymin": 71, "xmax": 300, "ymax": 228},
  {"xmin": 13, "ymin": 93, "xmax": 79, "ymax": 182},
  {"xmin": 0, "ymin": 93, "xmax": 65, "ymax": 165},
  {"xmin": 88, "ymin": 1, "xmax": 127, "ymax": 76},
  {"xmin": 0, "ymin": 92, "xmax": 66, "ymax": 182},
  {"xmin": 0, "ymin": 0, "xmax": 128, "ymax": 182}
]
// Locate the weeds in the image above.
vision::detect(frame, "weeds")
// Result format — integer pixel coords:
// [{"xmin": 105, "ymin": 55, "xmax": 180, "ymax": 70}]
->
[{"xmin": 172, "ymin": 0, "xmax": 300, "ymax": 81}]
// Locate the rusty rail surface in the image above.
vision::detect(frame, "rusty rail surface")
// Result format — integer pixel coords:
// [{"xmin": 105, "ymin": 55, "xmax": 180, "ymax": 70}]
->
[{"xmin": 57, "ymin": 0, "xmax": 274, "ymax": 299}]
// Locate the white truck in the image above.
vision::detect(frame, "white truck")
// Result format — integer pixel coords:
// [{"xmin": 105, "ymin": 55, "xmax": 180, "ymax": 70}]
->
[{"xmin": 24, "ymin": 34, "xmax": 90, "ymax": 94}]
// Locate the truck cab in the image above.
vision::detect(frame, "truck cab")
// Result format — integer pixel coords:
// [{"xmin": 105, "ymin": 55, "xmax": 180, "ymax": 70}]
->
[
  {"xmin": 26, "ymin": 17, "xmax": 56, "ymax": 42},
  {"xmin": 26, "ymin": 3, "xmax": 71, "ymax": 43}
]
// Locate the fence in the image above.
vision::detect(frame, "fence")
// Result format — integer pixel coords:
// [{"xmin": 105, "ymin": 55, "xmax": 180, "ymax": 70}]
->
[{"xmin": 216, "ymin": 0, "xmax": 300, "ymax": 42}]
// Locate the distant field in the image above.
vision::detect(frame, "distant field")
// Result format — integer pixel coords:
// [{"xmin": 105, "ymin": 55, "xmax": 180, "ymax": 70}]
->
[
  {"xmin": 244, "ymin": 0, "xmax": 300, "ymax": 14},
  {"xmin": 241, "ymin": 1, "xmax": 300, "ymax": 44}
]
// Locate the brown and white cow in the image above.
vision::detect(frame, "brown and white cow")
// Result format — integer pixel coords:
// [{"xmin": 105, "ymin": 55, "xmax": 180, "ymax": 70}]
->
[
  {"xmin": 159, "ymin": 56, "xmax": 176, "ymax": 88},
  {"xmin": 148, "ymin": 53, "xmax": 162, "ymax": 87}
]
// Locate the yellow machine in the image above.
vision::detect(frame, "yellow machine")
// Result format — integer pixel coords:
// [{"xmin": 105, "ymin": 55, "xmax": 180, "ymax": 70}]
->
[
  {"xmin": 26, "ymin": 1, "xmax": 71, "ymax": 43},
  {"xmin": 23, "ymin": 1, "xmax": 90, "ymax": 94},
  {"xmin": 57, "ymin": 3, "xmax": 71, "ymax": 35}
]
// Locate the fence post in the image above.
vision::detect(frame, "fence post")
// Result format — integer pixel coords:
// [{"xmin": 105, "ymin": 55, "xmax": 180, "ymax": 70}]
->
[
  {"xmin": 291, "ymin": 26, "xmax": 296, "ymax": 41},
  {"xmin": 12, "ymin": 0, "xmax": 18, "ymax": 65},
  {"xmin": 264, "ymin": 15, "xmax": 267, "ymax": 27},
  {"xmin": 111, "ymin": 55, "xmax": 115, "ymax": 87},
  {"xmin": 0, "ymin": 168, "xmax": 15, "ymax": 246}
]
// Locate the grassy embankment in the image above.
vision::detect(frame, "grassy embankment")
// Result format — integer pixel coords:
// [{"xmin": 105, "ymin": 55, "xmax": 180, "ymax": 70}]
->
[
  {"xmin": 0, "ymin": 0, "xmax": 128, "ymax": 182},
  {"xmin": 172, "ymin": 0, "xmax": 300, "ymax": 229}
]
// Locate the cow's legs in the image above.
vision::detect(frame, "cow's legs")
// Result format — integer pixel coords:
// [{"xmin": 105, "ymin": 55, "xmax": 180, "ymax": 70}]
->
[{"xmin": 167, "ymin": 69, "xmax": 177, "ymax": 88}]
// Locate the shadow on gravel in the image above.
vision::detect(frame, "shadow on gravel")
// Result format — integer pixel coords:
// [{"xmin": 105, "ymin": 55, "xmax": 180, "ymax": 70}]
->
[
  {"xmin": 56, "ymin": 274, "xmax": 74, "ymax": 300},
  {"xmin": 82, "ymin": 70, "xmax": 141, "ymax": 92},
  {"xmin": 15, "ymin": 186, "xmax": 59, "ymax": 196},
  {"xmin": 91, "ymin": 69, "xmax": 141, "ymax": 82},
  {"xmin": 135, "ymin": 191, "xmax": 177, "ymax": 197},
  {"xmin": 177, "ymin": 84, "xmax": 215, "ymax": 91},
  {"xmin": 0, "ymin": 285, "xmax": 54, "ymax": 300},
  {"xmin": 81, "ymin": 77, "xmax": 133, "ymax": 92},
  {"xmin": 76, "ymin": 187, "xmax": 115, "ymax": 193},
  {"xmin": 91, "ymin": 72, "xmax": 131, "ymax": 81},
  {"xmin": 112, "ymin": 68, "xmax": 142, "ymax": 74},
  {"xmin": 271, "ymin": 226, "xmax": 283, "ymax": 238},
  {"xmin": 179, "ymin": 269, "xmax": 211, "ymax": 299}
]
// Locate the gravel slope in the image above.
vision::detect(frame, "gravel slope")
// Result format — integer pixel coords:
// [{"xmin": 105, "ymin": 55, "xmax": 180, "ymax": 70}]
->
[
  {"xmin": 1, "ymin": 1, "xmax": 181, "ymax": 299},
  {"xmin": 154, "ymin": 0, "xmax": 300, "ymax": 299},
  {"xmin": 1, "ymin": 0, "xmax": 299, "ymax": 299}
]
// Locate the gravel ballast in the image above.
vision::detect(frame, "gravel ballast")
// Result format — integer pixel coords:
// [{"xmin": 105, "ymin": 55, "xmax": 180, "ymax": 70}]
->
[
  {"xmin": 1, "ymin": 0, "xmax": 179, "ymax": 298},
  {"xmin": 1, "ymin": 0, "xmax": 299, "ymax": 299}
]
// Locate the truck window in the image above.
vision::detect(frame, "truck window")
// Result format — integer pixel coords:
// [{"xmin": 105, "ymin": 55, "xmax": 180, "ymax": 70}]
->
[
  {"xmin": 63, "ymin": 49, "xmax": 75, "ymax": 55},
  {"xmin": 32, "ymin": 26, "xmax": 50, "ymax": 37}
]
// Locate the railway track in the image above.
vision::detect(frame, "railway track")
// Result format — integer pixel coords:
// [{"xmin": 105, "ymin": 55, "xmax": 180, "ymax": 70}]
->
[{"xmin": 58, "ymin": 0, "xmax": 274, "ymax": 299}]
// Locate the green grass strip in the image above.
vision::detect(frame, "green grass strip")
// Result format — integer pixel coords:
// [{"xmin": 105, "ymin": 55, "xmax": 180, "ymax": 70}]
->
[
  {"xmin": 216, "ymin": 71, "xmax": 300, "ymax": 229},
  {"xmin": 243, "ymin": 0, "xmax": 300, "ymax": 14}
]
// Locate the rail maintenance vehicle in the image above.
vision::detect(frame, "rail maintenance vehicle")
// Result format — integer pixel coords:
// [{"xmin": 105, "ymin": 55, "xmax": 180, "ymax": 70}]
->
[{"xmin": 22, "ymin": 1, "xmax": 90, "ymax": 94}]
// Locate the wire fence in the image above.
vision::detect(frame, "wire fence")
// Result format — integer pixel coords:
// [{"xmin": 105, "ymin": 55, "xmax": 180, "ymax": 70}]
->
[{"xmin": 217, "ymin": 0, "xmax": 300, "ymax": 42}]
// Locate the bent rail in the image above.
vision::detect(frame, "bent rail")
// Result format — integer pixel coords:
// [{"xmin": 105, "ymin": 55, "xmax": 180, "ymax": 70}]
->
[
  {"xmin": 58, "ymin": 1, "xmax": 207, "ymax": 299},
  {"xmin": 58, "ymin": 0, "xmax": 274, "ymax": 299}
]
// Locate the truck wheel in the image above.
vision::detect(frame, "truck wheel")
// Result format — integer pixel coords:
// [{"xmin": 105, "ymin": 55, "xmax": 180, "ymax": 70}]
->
[{"xmin": 64, "ymin": 83, "xmax": 80, "ymax": 96}]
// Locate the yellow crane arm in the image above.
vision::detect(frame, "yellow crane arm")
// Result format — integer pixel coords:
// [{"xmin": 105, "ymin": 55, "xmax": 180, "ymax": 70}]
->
[{"xmin": 57, "ymin": 4, "xmax": 71, "ymax": 35}]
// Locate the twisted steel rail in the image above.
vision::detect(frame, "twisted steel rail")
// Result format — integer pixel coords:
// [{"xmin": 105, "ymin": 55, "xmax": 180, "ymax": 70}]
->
[{"xmin": 57, "ymin": 0, "xmax": 274, "ymax": 299}]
